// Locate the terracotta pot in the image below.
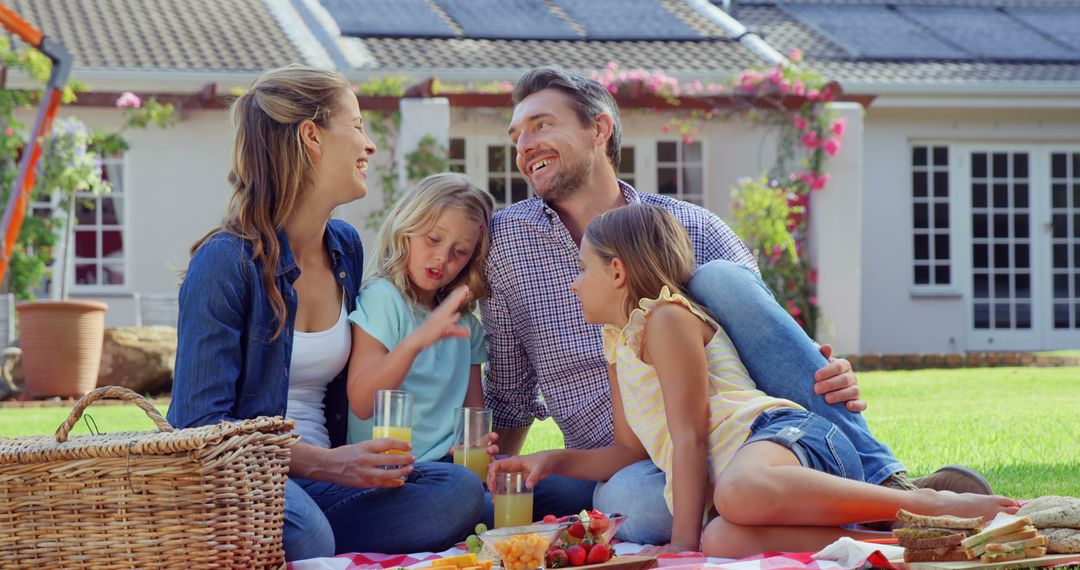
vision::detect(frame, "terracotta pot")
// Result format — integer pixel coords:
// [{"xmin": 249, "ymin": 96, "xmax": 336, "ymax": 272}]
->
[{"xmin": 16, "ymin": 300, "xmax": 108, "ymax": 398}]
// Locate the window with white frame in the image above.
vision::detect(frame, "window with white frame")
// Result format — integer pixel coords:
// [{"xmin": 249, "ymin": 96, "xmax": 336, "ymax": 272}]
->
[
  {"xmin": 969, "ymin": 150, "xmax": 1033, "ymax": 330},
  {"xmin": 618, "ymin": 146, "xmax": 636, "ymax": 188},
  {"xmin": 485, "ymin": 144, "xmax": 529, "ymax": 209},
  {"xmin": 656, "ymin": 140, "xmax": 703, "ymax": 205},
  {"xmin": 482, "ymin": 143, "xmax": 637, "ymax": 209},
  {"xmin": 72, "ymin": 155, "xmax": 126, "ymax": 289},
  {"xmin": 1051, "ymin": 151, "xmax": 1080, "ymax": 329},
  {"xmin": 449, "ymin": 137, "xmax": 466, "ymax": 174},
  {"xmin": 28, "ymin": 193, "xmax": 60, "ymax": 297},
  {"xmin": 912, "ymin": 145, "xmax": 952, "ymax": 286}
]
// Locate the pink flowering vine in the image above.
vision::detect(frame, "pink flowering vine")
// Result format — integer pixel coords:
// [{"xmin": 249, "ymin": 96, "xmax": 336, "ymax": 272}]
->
[{"xmin": 115, "ymin": 91, "xmax": 141, "ymax": 109}]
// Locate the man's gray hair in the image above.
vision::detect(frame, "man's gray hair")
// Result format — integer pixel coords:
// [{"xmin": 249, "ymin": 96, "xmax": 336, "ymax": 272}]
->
[{"xmin": 512, "ymin": 66, "xmax": 622, "ymax": 171}]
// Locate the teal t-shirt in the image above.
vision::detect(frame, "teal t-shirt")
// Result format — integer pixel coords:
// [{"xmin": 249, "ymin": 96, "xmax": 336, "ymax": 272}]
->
[{"xmin": 347, "ymin": 278, "xmax": 487, "ymax": 461}]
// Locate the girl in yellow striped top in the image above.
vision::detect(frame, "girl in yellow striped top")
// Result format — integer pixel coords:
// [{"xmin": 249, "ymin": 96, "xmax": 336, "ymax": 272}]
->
[{"xmin": 490, "ymin": 203, "xmax": 1017, "ymax": 557}]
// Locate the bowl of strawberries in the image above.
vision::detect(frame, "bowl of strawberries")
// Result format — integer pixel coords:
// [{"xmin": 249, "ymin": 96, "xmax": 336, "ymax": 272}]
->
[{"xmin": 541, "ymin": 510, "xmax": 625, "ymax": 567}]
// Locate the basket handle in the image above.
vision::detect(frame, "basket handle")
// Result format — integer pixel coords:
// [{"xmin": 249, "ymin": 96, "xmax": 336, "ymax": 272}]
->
[{"xmin": 55, "ymin": 385, "xmax": 174, "ymax": 443}]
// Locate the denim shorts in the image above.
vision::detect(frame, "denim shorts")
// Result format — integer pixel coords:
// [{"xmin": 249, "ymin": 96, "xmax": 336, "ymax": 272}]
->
[{"xmin": 742, "ymin": 408, "xmax": 866, "ymax": 483}]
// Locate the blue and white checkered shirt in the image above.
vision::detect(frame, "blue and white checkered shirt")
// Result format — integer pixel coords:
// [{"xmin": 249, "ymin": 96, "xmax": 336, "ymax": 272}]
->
[{"xmin": 481, "ymin": 181, "xmax": 759, "ymax": 450}]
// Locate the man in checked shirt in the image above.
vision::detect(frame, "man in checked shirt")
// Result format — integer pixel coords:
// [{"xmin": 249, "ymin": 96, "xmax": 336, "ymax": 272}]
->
[{"xmin": 481, "ymin": 66, "xmax": 992, "ymax": 545}]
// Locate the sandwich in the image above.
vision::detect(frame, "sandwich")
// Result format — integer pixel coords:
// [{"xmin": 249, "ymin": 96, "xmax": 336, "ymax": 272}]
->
[
  {"xmin": 893, "ymin": 509, "xmax": 983, "ymax": 563},
  {"xmin": 961, "ymin": 514, "xmax": 1042, "ymax": 561},
  {"xmin": 980, "ymin": 536, "xmax": 1048, "ymax": 563}
]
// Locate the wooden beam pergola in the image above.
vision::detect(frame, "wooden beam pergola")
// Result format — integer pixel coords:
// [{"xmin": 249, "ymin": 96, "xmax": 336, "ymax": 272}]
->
[{"xmin": 49, "ymin": 76, "xmax": 875, "ymax": 113}]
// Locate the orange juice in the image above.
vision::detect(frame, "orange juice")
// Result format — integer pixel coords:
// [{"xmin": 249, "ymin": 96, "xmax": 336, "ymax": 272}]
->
[
  {"xmin": 493, "ymin": 492, "xmax": 533, "ymax": 528},
  {"xmin": 372, "ymin": 425, "xmax": 412, "ymax": 454},
  {"xmin": 453, "ymin": 446, "xmax": 490, "ymax": 481}
]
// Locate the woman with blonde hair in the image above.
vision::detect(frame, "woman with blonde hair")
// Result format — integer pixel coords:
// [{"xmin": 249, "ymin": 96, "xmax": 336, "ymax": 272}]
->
[{"xmin": 167, "ymin": 64, "xmax": 483, "ymax": 561}]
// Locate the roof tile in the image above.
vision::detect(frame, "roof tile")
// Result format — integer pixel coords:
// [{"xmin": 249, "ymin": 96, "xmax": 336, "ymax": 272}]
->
[{"xmin": 9, "ymin": 0, "xmax": 307, "ymax": 71}]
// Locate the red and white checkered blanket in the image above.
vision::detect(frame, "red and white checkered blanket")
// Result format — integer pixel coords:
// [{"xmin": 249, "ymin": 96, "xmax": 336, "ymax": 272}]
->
[{"xmin": 288, "ymin": 542, "xmax": 897, "ymax": 570}]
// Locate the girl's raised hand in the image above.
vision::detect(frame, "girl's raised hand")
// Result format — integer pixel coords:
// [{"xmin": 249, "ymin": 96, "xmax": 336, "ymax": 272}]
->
[
  {"xmin": 408, "ymin": 285, "xmax": 471, "ymax": 351},
  {"xmin": 487, "ymin": 451, "xmax": 556, "ymax": 492}
]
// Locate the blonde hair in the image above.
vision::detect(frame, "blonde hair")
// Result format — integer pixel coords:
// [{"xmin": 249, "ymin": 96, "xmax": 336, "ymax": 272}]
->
[
  {"xmin": 189, "ymin": 64, "xmax": 351, "ymax": 340},
  {"xmin": 584, "ymin": 203, "xmax": 704, "ymax": 319},
  {"xmin": 370, "ymin": 172, "xmax": 494, "ymax": 311}
]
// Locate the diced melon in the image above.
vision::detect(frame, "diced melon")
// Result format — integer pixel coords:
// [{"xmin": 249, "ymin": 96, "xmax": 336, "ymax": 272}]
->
[{"xmin": 428, "ymin": 553, "xmax": 478, "ymax": 568}]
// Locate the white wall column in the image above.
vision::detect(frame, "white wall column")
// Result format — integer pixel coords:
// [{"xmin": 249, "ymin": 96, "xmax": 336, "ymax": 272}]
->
[
  {"xmin": 808, "ymin": 102, "xmax": 864, "ymax": 354},
  {"xmin": 396, "ymin": 97, "xmax": 450, "ymax": 188}
]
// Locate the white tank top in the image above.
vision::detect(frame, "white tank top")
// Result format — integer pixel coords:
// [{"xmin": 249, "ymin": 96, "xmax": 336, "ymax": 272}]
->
[{"xmin": 286, "ymin": 293, "xmax": 350, "ymax": 449}]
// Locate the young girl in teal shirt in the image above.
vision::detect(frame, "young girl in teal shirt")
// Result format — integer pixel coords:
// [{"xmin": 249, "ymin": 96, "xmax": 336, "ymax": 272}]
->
[{"xmin": 347, "ymin": 173, "xmax": 494, "ymax": 462}]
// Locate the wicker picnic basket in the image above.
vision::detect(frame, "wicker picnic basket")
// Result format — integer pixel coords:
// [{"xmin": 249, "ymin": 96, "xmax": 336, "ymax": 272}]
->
[{"xmin": 0, "ymin": 386, "xmax": 298, "ymax": 569}]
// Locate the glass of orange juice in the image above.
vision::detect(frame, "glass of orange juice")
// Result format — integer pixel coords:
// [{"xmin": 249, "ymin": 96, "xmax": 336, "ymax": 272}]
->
[
  {"xmin": 453, "ymin": 407, "xmax": 492, "ymax": 483},
  {"xmin": 373, "ymin": 390, "xmax": 413, "ymax": 459},
  {"xmin": 494, "ymin": 472, "xmax": 533, "ymax": 528}
]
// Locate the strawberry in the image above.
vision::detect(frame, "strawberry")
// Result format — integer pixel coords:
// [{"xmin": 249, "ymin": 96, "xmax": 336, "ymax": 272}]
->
[
  {"xmin": 543, "ymin": 514, "xmax": 558, "ymax": 523},
  {"xmin": 567, "ymin": 522, "xmax": 586, "ymax": 539},
  {"xmin": 586, "ymin": 543, "xmax": 612, "ymax": 564},
  {"xmin": 566, "ymin": 545, "xmax": 587, "ymax": 567},
  {"xmin": 547, "ymin": 548, "xmax": 569, "ymax": 568},
  {"xmin": 588, "ymin": 517, "xmax": 610, "ymax": 537}
]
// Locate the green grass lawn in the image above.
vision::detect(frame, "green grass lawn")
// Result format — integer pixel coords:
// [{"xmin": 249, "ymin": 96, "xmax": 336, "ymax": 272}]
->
[{"xmin": 2, "ymin": 367, "xmax": 1077, "ymax": 498}]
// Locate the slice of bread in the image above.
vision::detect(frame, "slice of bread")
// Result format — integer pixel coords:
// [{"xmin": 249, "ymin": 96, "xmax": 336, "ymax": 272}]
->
[
  {"xmin": 896, "ymin": 509, "xmax": 983, "ymax": 530},
  {"xmin": 1029, "ymin": 505, "xmax": 1080, "ymax": 529},
  {"xmin": 980, "ymin": 546, "xmax": 1047, "ymax": 563},
  {"xmin": 1044, "ymin": 527, "xmax": 1080, "ymax": 554},
  {"xmin": 965, "ymin": 528, "xmax": 1039, "ymax": 557},
  {"xmin": 897, "ymin": 532, "xmax": 965, "ymax": 550},
  {"xmin": 962, "ymin": 516, "xmax": 1034, "ymax": 550},
  {"xmin": 904, "ymin": 547, "xmax": 969, "ymax": 563},
  {"xmin": 984, "ymin": 535, "xmax": 1049, "ymax": 553},
  {"xmin": 1018, "ymin": 496, "xmax": 1080, "ymax": 517},
  {"xmin": 894, "ymin": 527, "xmax": 961, "ymax": 539}
]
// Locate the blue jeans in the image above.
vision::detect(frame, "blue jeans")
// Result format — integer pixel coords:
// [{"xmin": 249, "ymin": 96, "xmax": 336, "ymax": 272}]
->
[
  {"xmin": 593, "ymin": 261, "xmax": 905, "ymax": 545},
  {"xmin": 593, "ymin": 459, "xmax": 672, "ymax": 545},
  {"xmin": 284, "ymin": 462, "xmax": 484, "ymax": 560},
  {"xmin": 479, "ymin": 474, "xmax": 596, "ymax": 527},
  {"xmin": 744, "ymin": 408, "xmax": 866, "ymax": 482},
  {"xmin": 688, "ymin": 260, "xmax": 904, "ymax": 485}
]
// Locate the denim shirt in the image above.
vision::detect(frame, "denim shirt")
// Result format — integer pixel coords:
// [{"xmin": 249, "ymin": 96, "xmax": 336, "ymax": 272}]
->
[{"xmin": 167, "ymin": 219, "xmax": 363, "ymax": 448}]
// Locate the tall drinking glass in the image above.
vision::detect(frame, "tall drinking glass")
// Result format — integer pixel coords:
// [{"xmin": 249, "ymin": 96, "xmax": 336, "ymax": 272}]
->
[
  {"xmin": 372, "ymin": 389, "xmax": 413, "ymax": 456},
  {"xmin": 493, "ymin": 472, "xmax": 533, "ymax": 528},
  {"xmin": 452, "ymin": 407, "xmax": 492, "ymax": 482}
]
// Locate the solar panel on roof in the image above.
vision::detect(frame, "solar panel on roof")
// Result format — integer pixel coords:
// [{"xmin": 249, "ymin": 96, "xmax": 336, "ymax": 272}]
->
[
  {"xmin": 1001, "ymin": 7, "xmax": 1080, "ymax": 54},
  {"xmin": 322, "ymin": 0, "xmax": 457, "ymax": 39},
  {"xmin": 897, "ymin": 6, "xmax": 1078, "ymax": 61},
  {"xmin": 779, "ymin": 4, "xmax": 968, "ymax": 60},
  {"xmin": 434, "ymin": 0, "xmax": 580, "ymax": 40},
  {"xmin": 551, "ymin": 0, "xmax": 707, "ymax": 41}
]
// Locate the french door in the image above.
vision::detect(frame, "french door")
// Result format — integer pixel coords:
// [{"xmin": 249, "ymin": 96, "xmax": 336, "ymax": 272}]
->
[{"xmin": 956, "ymin": 145, "xmax": 1080, "ymax": 350}]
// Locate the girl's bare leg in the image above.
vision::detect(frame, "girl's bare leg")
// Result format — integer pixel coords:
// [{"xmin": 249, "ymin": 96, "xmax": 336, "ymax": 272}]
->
[
  {"xmin": 702, "ymin": 514, "xmax": 889, "ymax": 558},
  {"xmin": 702, "ymin": 441, "xmax": 1018, "ymax": 556}
]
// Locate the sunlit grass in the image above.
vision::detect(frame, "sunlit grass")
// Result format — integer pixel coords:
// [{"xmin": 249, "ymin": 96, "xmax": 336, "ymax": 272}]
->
[{"xmin": 3, "ymin": 367, "xmax": 1076, "ymax": 499}]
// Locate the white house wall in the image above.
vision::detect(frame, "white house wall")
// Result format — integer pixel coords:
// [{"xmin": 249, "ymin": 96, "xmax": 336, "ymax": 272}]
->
[
  {"xmin": 17, "ymin": 107, "xmax": 235, "ymax": 326},
  {"xmin": 445, "ymin": 107, "xmax": 867, "ymax": 353},
  {"xmin": 859, "ymin": 105, "xmax": 1080, "ymax": 353},
  {"xmin": 15, "ymin": 102, "xmax": 862, "ymax": 342}
]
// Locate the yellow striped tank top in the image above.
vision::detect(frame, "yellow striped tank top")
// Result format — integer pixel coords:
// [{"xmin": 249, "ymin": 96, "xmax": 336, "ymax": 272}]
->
[{"xmin": 600, "ymin": 286, "xmax": 802, "ymax": 513}]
